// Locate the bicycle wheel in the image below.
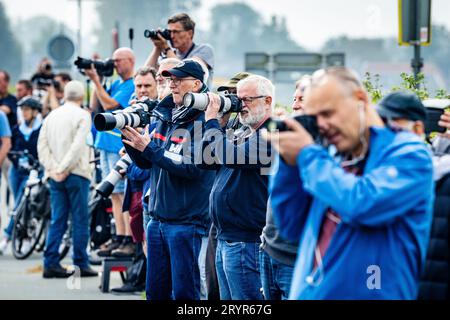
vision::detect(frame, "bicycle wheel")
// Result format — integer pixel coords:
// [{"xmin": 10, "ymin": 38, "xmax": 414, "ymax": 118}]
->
[{"xmin": 11, "ymin": 197, "xmax": 47, "ymax": 260}]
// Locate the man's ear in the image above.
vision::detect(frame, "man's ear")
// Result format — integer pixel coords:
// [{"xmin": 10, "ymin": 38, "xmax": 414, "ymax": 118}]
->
[
  {"xmin": 194, "ymin": 80, "xmax": 202, "ymax": 92},
  {"xmin": 414, "ymin": 121, "xmax": 425, "ymax": 135},
  {"xmin": 265, "ymin": 96, "xmax": 273, "ymax": 108},
  {"xmin": 353, "ymin": 88, "xmax": 369, "ymax": 107}
]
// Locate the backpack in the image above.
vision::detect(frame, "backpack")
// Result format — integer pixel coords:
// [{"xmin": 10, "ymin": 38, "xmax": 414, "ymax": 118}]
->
[
  {"xmin": 124, "ymin": 244, "xmax": 146, "ymax": 290},
  {"xmin": 89, "ymin": 193, "xmax": 112, "ymax": 249}
]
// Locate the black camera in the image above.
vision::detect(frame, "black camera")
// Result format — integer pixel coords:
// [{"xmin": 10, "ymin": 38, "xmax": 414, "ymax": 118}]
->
[
  {"xmin": 144, "ymin": 28, "xmax": 171, "ymax": 40},
  {"xmin": 74, "ymin": 56, "xmax": 115, "ymax": 77},
  {"xmin": 263, "ymin": 115, "xmax": 321, "ymax": 141},
  {"xmin": 33, "ymin": 77, "xmax": 53, "ymax": 87},
  {"xmin": 94, "ymin": 98, "xmax": 159, "ymax": 131},
  {"xmin": 183, "ymin": 92, "xmax": 243, "ymax": 114}
]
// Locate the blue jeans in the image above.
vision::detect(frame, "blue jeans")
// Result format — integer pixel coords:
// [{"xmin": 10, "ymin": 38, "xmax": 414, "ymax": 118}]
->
[
  {"xmin": 215, "ymin": 239, "xmax": 263, "ymax": 300},
  {"xmin": 4, "ymin": 166, "xmax": 29, "ymax": 238},
  {"xmin": 143, "ymin": 210, "xmax": 151, "ymax": 233},
  {"xmin": 198, "ymin": 236, "xmax": 209, "ymax": 300},
  {"xmin": 146, "ymin": 219, "xmax": 204, "ymax": 300},
  {"xmin": 259, "ymin": 249, "xmax": 295, "ymax": 300},
  {"xmin": 44, "ymin": 174, "xmax": 90, "ymax": 269}
]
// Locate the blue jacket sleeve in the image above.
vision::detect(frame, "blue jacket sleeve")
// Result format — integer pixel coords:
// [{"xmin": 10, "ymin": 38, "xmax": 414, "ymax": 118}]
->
[
  {"xmin": 201, "ymin": 119, "xmax": 272, "ymax": 170},
  {"xmin": 127, "ymin": 162, "xmax": 151, "ymax": 181},
  {"xmin": 269, "ymin": 156, "xmax": 312, "ymax": 242},
  {"xmin": 297, "ymin": 142, "xmax": 434, "ymax": 227},
  {"xmin": 124, "ymin": 140, "xmax": 152, "ymax": 169}
]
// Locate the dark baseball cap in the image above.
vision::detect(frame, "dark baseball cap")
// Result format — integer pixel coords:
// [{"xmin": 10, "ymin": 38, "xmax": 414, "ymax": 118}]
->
[
  {"xmin": 376, "ymin": 91, "xmax": 427, "ymax": 123},
  {"xmin": 161, "ymin": 60, "xmax": 204, "ymax": 82},
  {"xmin": 18, "ymin": 96, "xmax": 42, "ymax": 111},
  {"xmin": 217, "ymin": 72, "xmax": 252, "ymax": 92}
]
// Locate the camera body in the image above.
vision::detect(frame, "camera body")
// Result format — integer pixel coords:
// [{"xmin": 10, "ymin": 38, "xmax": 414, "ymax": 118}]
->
[
  {"xmin": 94, "ymin": 98, "xmax": 159, "ymax": 131},
  {"xmin": 33, "ymin": 77, "xmax": 59, "ymax": 89},
  {"xmin": 74, "ymin": 56, "xmax": 115, "ymax": 77},
  {"xmin": 144, "ymin": 28, "xmax": 171, "ymax": 40},
  {"xmin": 263, "ymin": 115, "xmax": 321, "ymax": 141},
  {"xmin": 183, "ymin": 92, "xmax": 243, "ymax": 114}
]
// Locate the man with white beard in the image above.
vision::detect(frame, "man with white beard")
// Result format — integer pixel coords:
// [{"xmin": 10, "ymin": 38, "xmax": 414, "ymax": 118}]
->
[{"xmin": 199, "ymin": 75, "xmax": 274, "ymax": 300}]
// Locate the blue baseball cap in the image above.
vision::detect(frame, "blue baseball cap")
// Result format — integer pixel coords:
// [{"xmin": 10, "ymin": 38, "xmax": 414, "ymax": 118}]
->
[
  {"xmin": 161, "ymin": 60, "xmax": 204, "ymax": 82},
  {"xmin": 376, "ymin": 91, "xmax": 427, "ymax": 123}
]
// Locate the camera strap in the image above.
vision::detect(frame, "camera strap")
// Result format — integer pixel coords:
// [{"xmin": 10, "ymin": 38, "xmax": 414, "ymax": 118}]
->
[{"xmin": 180, "ymin": 43, "xmax": 196, "ymax": 60}]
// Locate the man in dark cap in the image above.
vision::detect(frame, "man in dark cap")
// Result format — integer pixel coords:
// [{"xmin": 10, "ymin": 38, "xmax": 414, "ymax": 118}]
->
[
  {"xmin": 376, "ymin": 91, "xmax": 427, "ymax": 136},
  {"xmin": 376, "ymin": 92, "xmax": 450, "ymax": 300},
  {"xmin": 217, "ymin": 72, "xmax": 252, "ymax": 94},
  {"xmin": 121, "ymin": 59, "xmax": 215, "ymax": 300}
]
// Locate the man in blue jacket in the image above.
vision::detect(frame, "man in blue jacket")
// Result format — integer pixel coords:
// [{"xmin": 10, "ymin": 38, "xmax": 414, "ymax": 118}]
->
[
  {"xmin": 200, "ymin": 75, "xmax": 273, "ymax": 300},
  {"xmin": 263, "ymin": 67, "xmax": 434, "ymax": 299},
  {"xmin": 121, "ymin": 60, "xmax": 215, "ymax": 300}
]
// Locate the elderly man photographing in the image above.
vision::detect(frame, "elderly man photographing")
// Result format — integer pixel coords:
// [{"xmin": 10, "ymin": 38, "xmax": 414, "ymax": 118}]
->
[
  {"xmin": 200, "ymin": 75, "xmax": 274, "ymax": 300},
  {"xmin": 121, "ymin": 60, "xmax": 215, "ymax": 300},
  {"xmin": 85, "ymin": 47, "xmax": 135, "ymax": 256},
  {"xmin": 263, "ymin": 67, "xmax": 434, "ymax": 299}
]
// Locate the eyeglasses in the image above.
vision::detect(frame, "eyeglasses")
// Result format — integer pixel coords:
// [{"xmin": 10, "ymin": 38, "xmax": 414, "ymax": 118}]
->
[
  {"xmin": 168, "ymin": 29, "xmax": 186, "ymax": 35},
  {"xmin": 239, "ymin": 95, "xmax": 267, "ymax": 104},
  {"xmin": 113, "ymin": 58, "xmax": 127, "ymax": 63},
  {"xmin": 167, "ymin": 77, "xmax": 197, "ymax": 86},
  {"xmin": 156, "ymin": 73, "xmax": 166, "ymax": 83}
]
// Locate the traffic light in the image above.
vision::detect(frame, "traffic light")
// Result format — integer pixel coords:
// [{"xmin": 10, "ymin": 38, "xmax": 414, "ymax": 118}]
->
[{"xmin": 398, "ymin": 0, "xmax": 432, "ymax": 46}]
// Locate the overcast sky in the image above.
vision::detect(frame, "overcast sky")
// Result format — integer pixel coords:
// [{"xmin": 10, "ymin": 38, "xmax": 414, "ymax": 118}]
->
[{"xmin": 4, "ymin": 0, "xmax": 450, "ymax": 50}]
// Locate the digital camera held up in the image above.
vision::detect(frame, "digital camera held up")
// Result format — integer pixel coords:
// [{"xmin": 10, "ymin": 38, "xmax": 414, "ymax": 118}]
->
[
  {"xmin": 74, "ymin": 56, "xmax": 115, "ymax": 77},
  {"xmin": 144, "ymin": 28, "xmax": 171, "ymax": 40},
  {"xmin": 94, "ymin": 98, "xmax": 159, "ymax": 131},
  {"xmin": 263, "ymin": 114, "xmax": 321, "ymax": 142},
  {"xmin": 183, "ymin": 92, "xmax": 243, "ymax": 114}
]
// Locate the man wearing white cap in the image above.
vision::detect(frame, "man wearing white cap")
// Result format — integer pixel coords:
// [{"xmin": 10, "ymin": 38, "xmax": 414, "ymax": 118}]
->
[{"xmin": 38, "ymin": 80, "xmax": 97, "ymax": 278}]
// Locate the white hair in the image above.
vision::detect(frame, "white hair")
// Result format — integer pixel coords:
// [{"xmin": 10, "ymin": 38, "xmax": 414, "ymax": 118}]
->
[
  {"xmin": 237, "ymin": 74, "xmax": 275, "ymax": 107},
  {"xmin": 159, "ymin": 57, "xmax": 181, "ymax": 68},
  {"xmin": 64, "ymin": 80, "xmax": 85, "ymax": 101}
]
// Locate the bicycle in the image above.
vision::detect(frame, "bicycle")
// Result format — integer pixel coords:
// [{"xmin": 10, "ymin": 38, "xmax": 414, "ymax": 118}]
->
[{"xmin": 8, "ymin": 151, "xmax": 71, "ymax": 260}]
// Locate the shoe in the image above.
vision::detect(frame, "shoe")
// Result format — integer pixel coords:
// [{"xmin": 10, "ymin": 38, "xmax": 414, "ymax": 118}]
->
[
  {"xmin": 43, "ymin": 265, "xmax": 75, "ymax": 279},
  {"xmin": 96, "ymin": 239, "xmax": 121, "ymax": 257},
  {"xmin": 79, "ymin": 266, "xmax": 98, "ymax": 277},
  {"xmin": 111, "ymin": 283, "xmax": 145, "ymax": 295},
  {"xmin": 0, "ymin": 238, "xmax": 9, "ymax": 255},
  {"xmin": 88, "ymin": 252, "xmax": 103, "ymax": 266},
  {"xmin": 111, "ymin": 241, "xmax": 135, "ymax": 258}
]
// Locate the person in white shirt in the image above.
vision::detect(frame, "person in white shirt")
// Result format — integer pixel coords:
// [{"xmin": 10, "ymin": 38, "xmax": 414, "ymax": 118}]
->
[{"xmin": 38, "ymin": 80, "xmax": 97, "ymax": 278}]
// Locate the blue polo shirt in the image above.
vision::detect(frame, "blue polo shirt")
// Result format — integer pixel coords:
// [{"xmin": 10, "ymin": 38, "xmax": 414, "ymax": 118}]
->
[
  {"xmin": 94, "ymin": 78, "xmax": 134, "ymax": 153},
  {"xmin": 1, "ymin": 111, "xmax": 11, "ymax": 168}
]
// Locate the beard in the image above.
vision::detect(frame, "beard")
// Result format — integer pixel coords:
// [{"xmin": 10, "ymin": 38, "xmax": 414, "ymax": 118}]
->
[{"xmin": 239, "ymin": 103, "xmax": 267, "ymax": 127}]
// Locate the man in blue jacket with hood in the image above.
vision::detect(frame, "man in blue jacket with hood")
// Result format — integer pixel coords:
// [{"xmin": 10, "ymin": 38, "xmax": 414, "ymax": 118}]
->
[
  {"xmin": 262, "ymin": 67, "xmax": 434, "ymax": 299},
  {"xmin": 121, "ymin": 60, "xmax": 215, "ymax": 300}
]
